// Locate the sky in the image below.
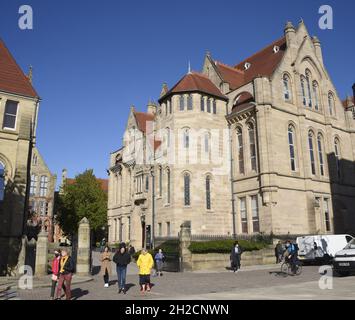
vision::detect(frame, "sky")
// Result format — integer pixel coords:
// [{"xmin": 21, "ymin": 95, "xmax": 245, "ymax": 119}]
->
[{"xmin": 0, "ymin": 0, "xmax": 354, "ymax": 186}]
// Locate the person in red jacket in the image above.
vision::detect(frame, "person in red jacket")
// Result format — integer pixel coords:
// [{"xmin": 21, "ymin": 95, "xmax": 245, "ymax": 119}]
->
[{"xmin": 50, "ymin": 250, "xmax": 62, "ymax": 300}]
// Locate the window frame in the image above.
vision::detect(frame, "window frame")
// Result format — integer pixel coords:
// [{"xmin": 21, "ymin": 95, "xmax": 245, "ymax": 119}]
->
[
  {"xmin": 184, "ymin": 173, "xmax": 191, "ymax": 206},
  {"xmin": 3, "ymin": 100, "xmax": 19, "ymax": 130},
  {"xmin": 288, "ymin": 125, "xmax": 297, "ymax": 172},
  {"xmin": 308, "ymin": 131, "xmax": 316, "ymax": 175},
  {"xmin": 237, "ymin": 127, "xmax": 245, "ymax": 175}
]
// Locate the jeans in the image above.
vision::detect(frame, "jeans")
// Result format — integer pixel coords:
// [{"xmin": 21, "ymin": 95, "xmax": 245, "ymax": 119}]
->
[
  {"xmin": 116, "ymin": 265, "xmax": 127, "ymax": 289},
  {"xmin": 103, "ymin": 269, "xmax": 109, "ymax": 284}
]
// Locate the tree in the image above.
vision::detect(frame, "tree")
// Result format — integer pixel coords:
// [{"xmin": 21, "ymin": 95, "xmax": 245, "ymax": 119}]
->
[{"xmin": 56, "ymin": 170, "xmax": 107, "ymax": 239}]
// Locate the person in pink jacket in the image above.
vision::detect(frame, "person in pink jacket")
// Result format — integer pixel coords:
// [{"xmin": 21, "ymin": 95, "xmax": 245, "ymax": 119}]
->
[{"xmin": 50, "ymin": 250, "xmax": 64, "ymax": 300}]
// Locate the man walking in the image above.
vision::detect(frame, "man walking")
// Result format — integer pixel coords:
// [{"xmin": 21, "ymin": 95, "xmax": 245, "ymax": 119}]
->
[
  {"xmin": 230, "ymin": 241, "xmax": 242, "ymax": 273},
  {"xmin": 275, "ymin": 241, "xmax": 284, "ymax": 263},
  {"xmin": 113, "ymin": 243, "xmax": 131, "ymax": 294}
]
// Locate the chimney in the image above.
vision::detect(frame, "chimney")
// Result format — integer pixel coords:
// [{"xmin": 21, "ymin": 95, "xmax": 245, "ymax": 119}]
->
[{"xmin": 312, "ymin": 36, "xmax": 323, "ymax": 65}]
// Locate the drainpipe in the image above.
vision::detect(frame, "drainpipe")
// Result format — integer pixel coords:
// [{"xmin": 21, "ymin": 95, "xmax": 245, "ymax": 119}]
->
[
  {"xmin": 151, "ymin": 166, "xmax": 155, "ymax": 249},
  {"xmin": 228, "ymin": 122, "xmax": 237, "ymax": 238}
]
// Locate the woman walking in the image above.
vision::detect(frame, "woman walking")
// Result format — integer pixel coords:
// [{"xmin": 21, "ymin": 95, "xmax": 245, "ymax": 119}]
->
[
  {"xmin": 56, "ymin": 249, "xmax": 75, "ymax": 300},
  {"xmin": 154, "ymin": 249, "xmax": 165, "ymax": 277},
  {"xmin": 137, "ymin": 248, "xmax": 154, "ymax": 294},
  {"xmin": 100, "ymin": 246, "xmax": 112, "ymax": 288},
  {"xmin": 50, "ymin": 250, "xmax": 61, "ymax": 300},
  {"xmin": 113, "ymin": 244, "xmax": 131, "ymax": 294},
  {"xmin": 230, "ymin": 241, "xmax": 242, "ymax": 273}
]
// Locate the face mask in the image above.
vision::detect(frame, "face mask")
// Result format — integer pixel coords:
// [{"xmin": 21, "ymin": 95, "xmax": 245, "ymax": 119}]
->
[{"xmin": 55, "ymin": 253, "xmax": 60, "ymax": 257}]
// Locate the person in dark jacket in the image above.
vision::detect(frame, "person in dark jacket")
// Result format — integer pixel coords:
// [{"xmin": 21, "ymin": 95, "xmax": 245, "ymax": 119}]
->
[
  {"xmin": 56, "ymin": 249, "xmax": 75, "ymax": 300},
  {"xmin": 275, "ymin": 241, "xmax": 284, "ymax": 263},
  {"xmin": 113, "ymin": 244, "xmax": 131, "ymax": 294},
  {"xmin": 230, "ymin": 241, "xmax": 242, "ymax": 273}
]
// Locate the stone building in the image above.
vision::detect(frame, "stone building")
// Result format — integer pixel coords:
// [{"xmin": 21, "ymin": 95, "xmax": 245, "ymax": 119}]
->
[
  {"xmin": 28, "ymin": 147, "xmax": 56, "ymax": 242},
  {"xmin": 107, "ymin": 21, "xmax": 355, "ymax": 248},
  {"xmin": 0, "ymin": 39, "xmax": 40, "ymax": 275}
]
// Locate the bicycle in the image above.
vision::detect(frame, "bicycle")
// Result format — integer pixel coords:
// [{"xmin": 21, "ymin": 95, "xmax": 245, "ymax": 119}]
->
[{"xmin": 281, "ymin": 257, "xmax": 302, "ymax": 276}]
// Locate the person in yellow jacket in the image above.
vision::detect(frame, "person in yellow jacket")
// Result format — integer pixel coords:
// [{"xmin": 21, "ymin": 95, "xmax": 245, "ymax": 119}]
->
[{"xmin": 137, "ymin": 248, "xmax": 154, "ymax": 293}]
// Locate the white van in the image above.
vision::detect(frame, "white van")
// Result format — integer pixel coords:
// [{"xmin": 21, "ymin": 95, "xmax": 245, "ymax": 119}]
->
[
  {"xmin": 333, "ymin": 238, "xmax": 355, "ymax": 276},
  {"xmin": 296, "ymin": 234, "xmax": 354, "ymax": 263}
]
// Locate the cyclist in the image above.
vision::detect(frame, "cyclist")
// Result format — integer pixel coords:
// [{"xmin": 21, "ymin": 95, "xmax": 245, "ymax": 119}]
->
[{"xmin": 284, "ymin": 240, "xmax": 298, "ymax": 275}]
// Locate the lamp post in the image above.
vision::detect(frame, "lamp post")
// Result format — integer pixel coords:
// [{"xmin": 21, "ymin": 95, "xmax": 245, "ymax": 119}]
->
[
  {"xmin": 150, "ymin": 166, "xmax": 155, "ymax": 249},
  {"xmin": 140, "ymin": 214, "xmax": 145, "ymax": 249}
]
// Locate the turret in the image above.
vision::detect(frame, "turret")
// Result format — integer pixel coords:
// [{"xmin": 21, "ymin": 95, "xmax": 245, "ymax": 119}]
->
[
  {"xmin": 312, "ymin": 36, "xmax": 323, "ymax": 65},
  {"xmin": 284, "ymin": 21, "xmax": 296, "ymax": 60},
  {"xmin": 147, "ymin": 99, "xmax": 157, "ymax": 115}
]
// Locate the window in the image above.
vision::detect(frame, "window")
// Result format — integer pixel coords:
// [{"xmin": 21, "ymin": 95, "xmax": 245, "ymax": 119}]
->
[
  {"xmin": 288, "ymin": 125, "xmax": 296, "ymax": 171},
  {"xmin": 166, "ymin": 222, "xmax": 171, "ymax": 236},
  {"xmin": 200, "ymin": 96, "xmax": 205, "ymax": 111},
  {"xmin": 251, "ymin": 195, "xmax": 260, "ymax": 233},
  {"xmin": 248, "ymin": 123, "xmax": 257, "ymax": 171},
  {"xmin": 128, "ymin": 217, "xmax": 131, "ymax": 240},
  {"xmin": 167, "ymin": 168, "xmax": 171, "ymax": 204},
  {"xmin": 183, "ymin": 129, "xmax": 189, "ymax": 149},
  {"xmin": 179, "ymin": 95, "xmax": 185, "ymax": 111},
  {"xmin": 3, "ymin": 100, "xmax": 18, "ymax": 129},
  {"xmin": 323, "ymin": 198, "xmax": 331, "ymax": 232},
  {"xmin": 39, "ymin": 201, "xmax": 47, "ymax": 216},
  {"xmin": 237, "ymin": 128, "xmax": 244, "ymax": 174},
  {"xmin": 308, "ymin": 132, "xmax": 316, "ymax": 175},
  {"xmin": 240, "ymin": 197, "xmax": 248, "ymax": 233},
  {"xmin": 159, "ymin": 167, "xmax": 162, "ymax": 197},
  {"xmin": 213, "ymin": 100, "xmax": 217, "ymax": 114},
  {"xmin": 204, "ymin": 133, "xmax": 209, "ymax": 154},
  {"xmin": 119, "ymin": 219, "xmax": 123, "ymax": 243},
  {"xmin": 206, "ymin": 176, "xmax": 211, "ymax": 210},
  {"xmin": 301, "ymin": 76, "xmax": 307, "ymax": 106},
  {"xmin": 168, "ymin": 99, "xmax": 172, "ymax": 114},
  {"xmin": 313, "ymin": 81, "xmax": 320, "ymax": 111},
  {"xmin": 328, "ymin": 93, "xmax": 334, "ymax": 116},
  {"xmin": 32, "ymin": 154, "xmax": 38, "ymax": 166},
  {"xmin": 40, "ymin": 176, "xmax": 48, "ymax": 197},
  {"xmin": 0, "ymin": 162, "xmax": 4, "ymax": 202},
  {"xmin": 317, "ymin": 134, "xmax": 325, "ymax": 176},
  {"xmin": 207, "ymin": 98, "xmax": 211, "ymax": 113},
  {"xmin": 158, "ymin": 223, "xmax": 162, "ymax": 236},
  {"xmin": 334, "ymin": 138, "xmax": 341, "ymax": 179},
  {"xmin": 187, "ymin": 94, "xmax": 193, "ymax": 110},
  {"xmin": 184, "ymin": 173, "xmax": 190, "ymax": 206},
  {"xmin": 305, "ymin": 70, "xmax": 312, "ymax": 108},
  {"xmin": 283, "ymin": 74, "xmax": 291, "ymax": 101},
  {"xmin": 30, "ymin": 174, "xmax": 38, "ymax": 196},
  {"xmin": 145, "ymin": 175, "xmax": 149, "ymax": 191}
]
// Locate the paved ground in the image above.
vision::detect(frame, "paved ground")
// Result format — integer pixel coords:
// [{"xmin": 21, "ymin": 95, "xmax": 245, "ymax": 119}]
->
[{"xmin": 14, "ymin": 251, "xmax": 355, "ymax": 300}]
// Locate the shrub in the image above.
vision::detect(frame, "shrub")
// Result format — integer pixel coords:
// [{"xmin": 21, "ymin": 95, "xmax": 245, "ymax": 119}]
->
[
  {"xmin": 188, "ymin": 239, "xmax": 268, "ymax": 254},
  {"xmin": 133, "ymin": 240, "xmax": 180, "ymax": 261}
]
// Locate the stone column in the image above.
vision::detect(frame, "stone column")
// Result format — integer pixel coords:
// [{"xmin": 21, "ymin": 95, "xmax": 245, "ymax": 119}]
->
[
  {"xmin": 76, "ymin": 217, "xmax": 90, "ymax": 276},
  {"xmin": 179, "ymin": 221, "xmax": 192, "ymax": 272},
  {"xmin": 35, "ymin": 231, "xmax": 49, "ymax": 276}
]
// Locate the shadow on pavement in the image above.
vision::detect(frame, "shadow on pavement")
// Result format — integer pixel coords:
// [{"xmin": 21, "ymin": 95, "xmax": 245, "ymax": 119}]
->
[{"xmin": 71, "ymin": 288, "xmax": 89, "ymax": 300}]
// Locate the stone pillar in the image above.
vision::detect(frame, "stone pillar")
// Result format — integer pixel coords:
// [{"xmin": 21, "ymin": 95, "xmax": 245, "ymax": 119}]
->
[
  {"xmin": 16, "ymin": 236, "xmax": 27, "ymax": 275},
  {"xmin": 76, "ymin": 217, "xmax": 90, "ymax": 275},
  {"xmin": 179, "ymin": 221, "xmax": 192, "ymax": 272},
  {"xmin": 35, "ymin": 231, "xmax": 49, "ymax": 276}
]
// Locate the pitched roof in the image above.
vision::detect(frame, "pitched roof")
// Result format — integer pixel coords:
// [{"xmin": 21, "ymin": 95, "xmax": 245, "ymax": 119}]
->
[
  {"xmin": 215, "ymin": 37, "xmax": 287, "ymax": 91},
  {"xmin": 134, "ymin": 111, "xmax": 155, "ymax": 133},
  {"xmin": 0, "ymin": 39, "xmax": 39, "ymax": 98},
  {"xmin": 159, "ymin": 72, "xmax": 227, "ymax": 102}
]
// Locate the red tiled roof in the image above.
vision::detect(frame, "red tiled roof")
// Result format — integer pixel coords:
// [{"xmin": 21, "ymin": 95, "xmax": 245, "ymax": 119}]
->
[
  {"xmin": 66, "ymin": 178, "xmax": 108, "ymax": 193},
  {"xmin": 234, "ymin": 37, "xmax": 286, "ymax": 84},
  {"xmin": 160, "ymin": 72, "xmax": 227, "ymax": 101},
  {"xmin": 134, "ymin": 111, "xmax": 155, "ymax": 133},
  {"xmin": 215, "ymin": 37, "xmax": 286, "ymax": 91},
  {"xmin": 0, "ymin": 39, "xmax": 39, "ymax": 98}
]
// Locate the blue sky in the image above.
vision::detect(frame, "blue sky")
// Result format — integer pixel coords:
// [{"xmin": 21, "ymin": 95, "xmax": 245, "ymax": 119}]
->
[{"xmin": 1, "ymin": 0, "xmax": 354, "ymax": 185}]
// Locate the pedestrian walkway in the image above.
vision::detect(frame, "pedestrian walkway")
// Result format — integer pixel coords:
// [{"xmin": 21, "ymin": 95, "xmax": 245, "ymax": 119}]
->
[{"xmin": 191, "ymin": 264, "xmax": 279, "ymax": 273}]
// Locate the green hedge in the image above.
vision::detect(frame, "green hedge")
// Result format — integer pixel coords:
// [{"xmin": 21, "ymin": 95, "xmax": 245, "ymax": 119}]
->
[
  {"xmin": 133, "ymin": 240, "xmax": 179, "ymax": 260},
  {"xmin": 188, "ymin": 239, "xmax": 268, "ymax": 254}
]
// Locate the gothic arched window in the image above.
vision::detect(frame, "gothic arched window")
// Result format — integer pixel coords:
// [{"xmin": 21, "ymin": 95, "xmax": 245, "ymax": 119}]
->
[
  {"xmin": 179, "ymin": 95, "xmax": 185, "ymax": 111},
  {"xmin": 187, "ymin": 94, "xmax": 193, "ymax": 110},
  {"xmin": 334, "ymin": 138, "xmax": 341, "ymax": 179},
  {"xmin": 312, "ymin": 81, "xmax": 320, "ymax": 111},
  {"xmin": 237, "ymin": 127, "xmax": 244, "ymax": 174},
  {"xmin": 308, "ymin": 131, "xmax": 316, "ymax": 175},
  {"xmin": 206, "ymin": 175, "xmax": 211, "ymax": 210},
  {"xmin": 317, "ymin": 134, "xmax": 325, "ymax": 176},
  {"xmin": 288, "ymin": 125, "xmax": 296, "ymax": 171},
  {"xmin": 300, "ymin": 76, "xmax": 307, "ymax": 106},
  {"xmin": 248, "ymin": 123, "xmax": 257, "ymax": 172},
  {"xmin": 167, "ymin": 168, "xmax": 171, "ymax": 204},
  {"xmin": 305, "ymin": 70, "xmax": 312, "ymax": 108},
  {"xmin": 184, "ymin": 173, "xmax": 190, "ymax": 206},
  {"xmin": 328, "ymin": 92, "xmax": 335, "ymax": 116},
  {"xmin": 283, "ymin": 74, "xmax": 291, "ymax": 101}
]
